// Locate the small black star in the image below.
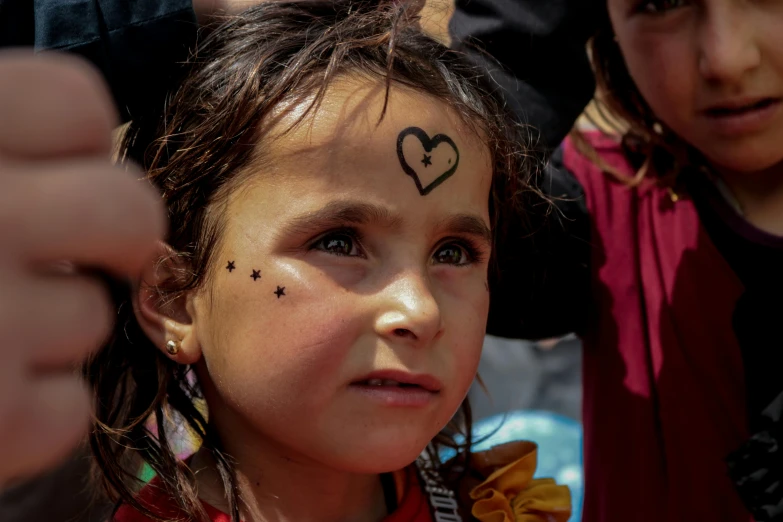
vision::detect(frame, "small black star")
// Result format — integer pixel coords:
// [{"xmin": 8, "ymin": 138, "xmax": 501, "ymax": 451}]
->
[
  {"xmin": 251, "ymin": 269, "xmax": 261, "ymax": 281},
  {"xmin": 421, "ymin": 154, "xmax": 432, "ymax": 167},
  {"xmin": 226, "ymin": 261, "xmax": 236, "ymax": 272},
  {"xmin": 274, "ymin": 286, "xmax": 286, "ymax": 298}
]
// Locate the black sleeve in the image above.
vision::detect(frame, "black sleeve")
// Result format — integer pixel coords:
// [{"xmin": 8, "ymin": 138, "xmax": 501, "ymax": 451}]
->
[
  {"xmin": 0, "ymin": 0, "xmax": 198, "ymax": 122},
  {"xmin": 449, "ymin": 0, "xmax": 596, "ymax": 338},
  {"xmin": 449, "ymin": 0, "xmax": 598, "ymax": 150},
  {"xmin": 487, "ymin": 148, "xmax": 592, "ymax": 340}
]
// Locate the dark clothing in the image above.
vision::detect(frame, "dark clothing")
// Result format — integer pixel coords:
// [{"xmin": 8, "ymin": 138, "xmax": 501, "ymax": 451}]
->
[
  {"xmin": 687, "ymin": 174, "xmax": 783, "ymax": 427},
  {"xmin": 450, "ymin": 0, "xmax": 597, "ymax": 151},
  {"xmin": 0, "ymin": 0, "xmax": 197, "ymax": 122}
]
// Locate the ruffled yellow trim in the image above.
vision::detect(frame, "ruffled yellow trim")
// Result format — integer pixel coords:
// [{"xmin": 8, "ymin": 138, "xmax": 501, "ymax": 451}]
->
[{"xmin": 469, "ymin": 441, "xmax": 571, "ymax": 522}]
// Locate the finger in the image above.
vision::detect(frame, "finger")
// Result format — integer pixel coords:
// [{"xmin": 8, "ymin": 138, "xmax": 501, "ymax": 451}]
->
[
  {"xmin": 0, "ymin": 159, "xmax": 166, "ymax": 277},
  {"xmin": 0, "ymin": 375, "xmax": 91, "ymax": 483},
  {"xmin": 0, "ymin": 273, "xmax": 113, "ymax": 370},
  {"xmin": 0, "ymin": 51, "xmax": 117, "ymax": 159}
]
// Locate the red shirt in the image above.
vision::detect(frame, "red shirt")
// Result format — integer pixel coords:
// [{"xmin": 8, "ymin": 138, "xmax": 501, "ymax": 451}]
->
[
  {"xmin": 564, "ymin": 132, "xmax": 751, "ymax": 522},
  {"xmin": 114, "ymin": 466, "xmax": 432, "ymax": 522}
]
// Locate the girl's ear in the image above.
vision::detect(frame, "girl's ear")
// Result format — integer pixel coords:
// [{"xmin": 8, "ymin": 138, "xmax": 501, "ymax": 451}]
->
[{"xmin": 133, "ymin": 241, "xmax": 202, "ymax": 365}]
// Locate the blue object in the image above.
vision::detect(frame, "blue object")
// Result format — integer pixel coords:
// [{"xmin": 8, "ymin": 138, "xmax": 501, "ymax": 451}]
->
[{"xmin": 445, "ymin": 410, "xmax": 583, "ymax": 522}]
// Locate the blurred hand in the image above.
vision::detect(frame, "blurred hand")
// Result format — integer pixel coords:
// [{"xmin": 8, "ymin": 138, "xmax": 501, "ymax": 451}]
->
[
  {"xmin": 192, "ymin": 0, "xmax": 267, "ymax": 22},
  {"xmin": 0, "ymin": 51, "xmax": 165, "ymax": 486}
]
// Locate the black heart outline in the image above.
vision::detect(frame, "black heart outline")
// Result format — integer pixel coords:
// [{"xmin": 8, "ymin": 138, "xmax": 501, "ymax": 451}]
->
[{"xmin": 396, "ymin": 127, "xmax": 460, "ymax": 196}]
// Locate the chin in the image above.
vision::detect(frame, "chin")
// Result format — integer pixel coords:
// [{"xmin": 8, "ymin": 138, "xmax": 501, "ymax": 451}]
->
[
  {"xmin": 699, "ymin": 138, "xmax": 783, "ymax": 175},
  {"xmin": 324, "ymin": 430, "xmax": 438, "ymax": 474}
]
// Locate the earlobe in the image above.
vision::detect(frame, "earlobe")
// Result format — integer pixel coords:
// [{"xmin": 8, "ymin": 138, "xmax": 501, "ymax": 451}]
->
[{"xmin": 133, "ymin": 241, "xmax": 203, "ymax": 365}]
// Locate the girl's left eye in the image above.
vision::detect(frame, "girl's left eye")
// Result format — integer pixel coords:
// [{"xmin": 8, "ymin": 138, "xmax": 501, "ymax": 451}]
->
[
  {"xmin": 432, "ymin": 242, "xmax": 473, "ymax": 266},
  {"xmin": 312, "ymin": 232, "xmax": 363, "ymax": 257}
]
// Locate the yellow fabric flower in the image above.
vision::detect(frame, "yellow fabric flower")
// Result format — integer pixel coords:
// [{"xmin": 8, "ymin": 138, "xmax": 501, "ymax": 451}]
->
[{"xmin": 469, "ymin": 441, "xmax": 571, "ymax": 522}]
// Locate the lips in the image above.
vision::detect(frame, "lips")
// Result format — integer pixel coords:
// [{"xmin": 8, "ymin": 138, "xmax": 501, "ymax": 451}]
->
[
  {"xmin": 358, "ymin": 378, "xmax": 421, "ymax": 387},
  {"xmin": 349, "ymin": 371, "xmax": 441, "ymax": 408},
  {"xmin": 351, "ymin": 370, "xmax": 442, "ymax": 393},
  {"xmin": 700, "ymin": 96, "xmax": 782, "ymax": 137},
  {"xmin": 703, "ymin": 97, "xmax": 781, "ymax": 117}
]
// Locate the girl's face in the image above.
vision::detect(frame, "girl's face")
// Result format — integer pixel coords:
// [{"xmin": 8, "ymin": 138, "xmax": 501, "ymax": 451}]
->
[
  {"xmin": 608, "ymin": 0, "xmax": 783, "ymax": 173},
  {"xmin": 188, "ymin": 78, "xmax": 493, "ymax": 473}
]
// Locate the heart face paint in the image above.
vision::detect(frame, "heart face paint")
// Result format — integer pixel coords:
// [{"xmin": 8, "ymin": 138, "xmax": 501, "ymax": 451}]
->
[{"xmin": 396, "ymin": 127, "xmax": 460, "ymax": 196}]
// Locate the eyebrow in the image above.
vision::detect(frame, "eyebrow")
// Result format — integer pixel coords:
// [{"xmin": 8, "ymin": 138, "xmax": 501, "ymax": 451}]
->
[
  {"xmin": 277, "ymin": 200, "xmax": 492, "ymax": 246},
  {"xmin": 436, "ymin": 214, "xmax": 493, "ymax": 245},
  {"xmin": 277, "ymin": 200, "xmax": 403, "ymax": 238}
]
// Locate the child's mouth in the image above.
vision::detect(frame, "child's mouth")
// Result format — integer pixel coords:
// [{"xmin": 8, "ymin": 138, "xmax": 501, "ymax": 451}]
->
[
  {"xmin": 702, "ymin": 97, "xmax": 782, "ymax": 136},
  {"xmin": 349, "ymin": 371, "xmax": 442, "ymax": 407},
  {"xmin": 357, "ymin": 378, "xmax": 423, "ymax": 388}
]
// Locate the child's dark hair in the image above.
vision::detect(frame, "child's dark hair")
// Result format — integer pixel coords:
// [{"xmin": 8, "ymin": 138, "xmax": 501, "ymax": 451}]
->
[{"xmin": 85, "ymin": 1, "xmax": 537, "ymax": 521}]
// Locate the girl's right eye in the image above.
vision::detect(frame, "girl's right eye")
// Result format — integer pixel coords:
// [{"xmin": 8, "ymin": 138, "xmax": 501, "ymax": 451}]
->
[
  {"xmin": 311, "ymin": 231, "xmax": 363, "ymax": 257},
  {"xmin": 636, "ymin": 0, "xmax": 690, "ymax": 14}
]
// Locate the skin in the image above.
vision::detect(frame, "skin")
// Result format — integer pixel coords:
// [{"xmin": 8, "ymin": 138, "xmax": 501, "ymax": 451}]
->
[
  {"xmin": 608, "ymin": 0, "xmax": 783, "ymax": 234},
  {"xmin": 0, "ymin": 52, "xmax": 165, "ymax": 488},
  {"xmin": 192, "ymin": 0, "xmax": 267, "ymax": 22},
  {"xmin": 137, "ymin": 77, "xmax": 493, "ymax": 522}
]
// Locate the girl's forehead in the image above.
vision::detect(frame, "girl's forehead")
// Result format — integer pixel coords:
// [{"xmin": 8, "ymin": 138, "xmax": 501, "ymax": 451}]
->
[
  {"xmin": 229, "ymin": 77, "xmax": 493, "ymax": 234},
  {"xmin": 266, "ymin": 77, "xmax": 486, "ymax": 163}
]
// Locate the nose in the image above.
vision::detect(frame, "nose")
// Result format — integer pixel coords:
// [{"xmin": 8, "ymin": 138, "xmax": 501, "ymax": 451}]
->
[
  {"xmin": 698, "ymin": 5, "xmax": 761, "ymax": 83},
  {"xmin": 374, "ymin": 272, "xmax": 443, "ymax": 348}
]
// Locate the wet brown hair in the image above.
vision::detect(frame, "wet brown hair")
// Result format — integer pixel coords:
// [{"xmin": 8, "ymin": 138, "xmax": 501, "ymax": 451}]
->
[
  {"xmin": 572, "ymin": 1, "xmax": 691, "ymax": 186},
  {"xmin": 84, "ymin": 1, "xmax": 538, "ymax": 521}
]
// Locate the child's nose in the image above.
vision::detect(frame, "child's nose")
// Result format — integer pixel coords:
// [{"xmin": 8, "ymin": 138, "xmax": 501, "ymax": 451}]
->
[
  {"xmin": 373, "ymin": 272, "xmax": 443, "ymax": 348},
  {"xmin": 698, "ymin": 6, "xmax": 761, "ymax": 83}
]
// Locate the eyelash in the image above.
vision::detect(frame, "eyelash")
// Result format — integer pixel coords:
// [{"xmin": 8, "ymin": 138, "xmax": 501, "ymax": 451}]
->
[
  {"xmin": 309, "ymin": 228, "xmax": 366, "ymax": 258},
  {"xmin": 309, "ymin": 229, "xmax": 486, "ymax": 266},
  {"xmin": 432, "ymin": 238, "xmax": 485, "ymax": 267}
]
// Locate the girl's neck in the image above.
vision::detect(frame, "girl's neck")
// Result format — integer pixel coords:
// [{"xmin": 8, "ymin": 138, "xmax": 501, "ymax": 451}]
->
[
  {"xmin": 716, "ymin": 160, "xmax": 783, "ymax": 237},
  {"xmin": 190, "ymin": 436, "xmax": 389, "ymax": 522}
]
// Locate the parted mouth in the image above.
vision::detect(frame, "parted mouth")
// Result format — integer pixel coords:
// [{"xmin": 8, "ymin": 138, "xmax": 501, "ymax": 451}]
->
[
  {"xmin": 356, "ymin": 378, "xmax": 421, "ymax": 387},
  {"xmin": 351, "ymin": 370, "xmax": 442, "ymax": 393},
  {"xmin": 703, "ymin": 97, "xmax": 781, "ymax": 117}
]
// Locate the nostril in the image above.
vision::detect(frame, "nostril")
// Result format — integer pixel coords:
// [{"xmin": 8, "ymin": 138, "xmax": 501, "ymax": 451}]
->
[{"xmin": 393, "ymin": 328, "xmax": 416, "ymax": 339}]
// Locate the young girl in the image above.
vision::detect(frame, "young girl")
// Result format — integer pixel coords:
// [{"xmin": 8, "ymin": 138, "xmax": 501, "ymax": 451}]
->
[
  {"xmin": 454, "ymin": 0, "xmax": 783, "ymax": 521},
  {"xmin": 84, "ymin": 2, "xmax": 570, "ymax": 521}
]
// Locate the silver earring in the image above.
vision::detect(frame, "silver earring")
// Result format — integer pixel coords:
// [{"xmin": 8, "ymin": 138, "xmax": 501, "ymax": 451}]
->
[{"xmin": 165, "ymin": 339, "xmax": 180, "ymax": 355}]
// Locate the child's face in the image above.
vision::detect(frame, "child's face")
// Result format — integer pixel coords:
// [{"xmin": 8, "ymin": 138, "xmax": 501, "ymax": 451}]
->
[
  {"xmin": 189, "ymin": 79, "xmax": 492, "ymax": 472},
  {"xmin": 608, "ymin": 0, "xmax": 783, "ymax": 173}
]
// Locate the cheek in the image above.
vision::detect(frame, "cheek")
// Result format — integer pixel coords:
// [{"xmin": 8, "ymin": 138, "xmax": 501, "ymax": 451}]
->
[
  {"xmin": 616, "ymin": 29, "xmax": 696, "ymax": 128},
  {"xmin": 438, "ymin": 282, "xmax": 489, "ymax": 393},
  {"xmin": 196, "ymin": 264, "xmax": 364, "ymax": 411}
]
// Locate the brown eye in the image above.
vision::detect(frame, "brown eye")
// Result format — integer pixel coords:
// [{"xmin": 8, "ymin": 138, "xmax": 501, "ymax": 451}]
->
[
  {"xmin": 433, "ymin": 243, "xmax": 469, "ymax": 266},
  {"xmin": 315, "ymin": 233, "xmax": 357, "ymax": 256}
]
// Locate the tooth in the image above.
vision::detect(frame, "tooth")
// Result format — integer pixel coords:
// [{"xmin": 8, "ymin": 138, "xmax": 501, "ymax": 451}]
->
[
  {"xmin": 382, "ymin": 379, "xmax": 399, "ymax": 386},
  {"xmin": 367, "ymin": 379, "xmax": 383, "ymax": 386}
]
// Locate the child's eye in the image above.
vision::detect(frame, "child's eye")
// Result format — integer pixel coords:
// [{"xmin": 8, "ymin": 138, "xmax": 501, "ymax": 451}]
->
[
  {"xmin": 636, "ymin": 0, "xmax": 690, "ymax": 14},
  {"xmin": 431, "ymin": 241, "xmax": 477, "ymax": 266},
  {"xmin": 312, "ymin": 231, "xmax": 363, "ymax": 257}
]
